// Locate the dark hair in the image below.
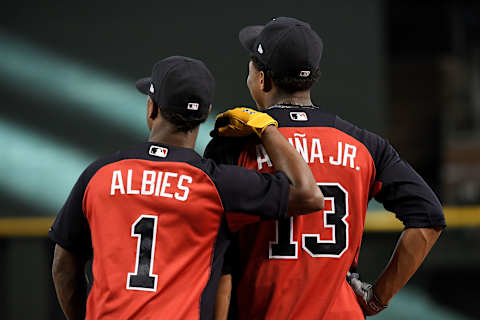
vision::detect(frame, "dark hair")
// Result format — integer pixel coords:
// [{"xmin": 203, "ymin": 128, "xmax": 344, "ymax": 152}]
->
[
  {"xmin": 152, "ymin": 100, "xmax": 208, "ymax": 132},
  {"xmin": 250, "ymin": 55, "xmax": 320, "ymax": 94}
]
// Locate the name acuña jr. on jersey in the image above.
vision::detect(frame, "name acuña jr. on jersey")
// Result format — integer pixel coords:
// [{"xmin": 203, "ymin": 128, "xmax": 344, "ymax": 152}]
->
[
  {"xmin": 110, "ymin": 169, "xmax": 192, "ymax": 201},
  {"xmin": 256, "ymin": 132, "xmax": 359, "ymax": 171}
]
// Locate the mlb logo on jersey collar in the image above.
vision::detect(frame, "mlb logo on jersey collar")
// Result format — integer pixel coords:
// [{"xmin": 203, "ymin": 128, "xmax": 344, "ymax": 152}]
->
[
  {"xmin": 290, "ymin": 111, "xmax": 308, "ymax": 121},
  {"xmin": 149, "ymin": 145, "xmax": 168, "ymax": 158}
]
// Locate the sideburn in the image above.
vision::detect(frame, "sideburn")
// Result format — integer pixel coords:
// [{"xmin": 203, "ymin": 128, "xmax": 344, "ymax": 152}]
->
[{"xmin": 262, "ymin": 74, "xmax": 273, "ymax": 93}]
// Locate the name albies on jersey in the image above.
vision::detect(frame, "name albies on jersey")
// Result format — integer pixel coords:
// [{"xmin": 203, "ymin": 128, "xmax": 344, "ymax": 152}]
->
[
  {"xmin": 204, "ymin": 106, "xmax": 445, "ymax": 320},
  {"xmin": 49, "ymin": 142, "xmax": 291, "ymax": 320}
]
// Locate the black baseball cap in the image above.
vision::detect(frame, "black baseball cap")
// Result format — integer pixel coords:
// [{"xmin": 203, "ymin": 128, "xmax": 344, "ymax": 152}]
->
[
  {"xmin": 239, "ymin": 17, "xmax": 323, "ymax": 78},
  {"xmin": 136, "ymin": 56, "xmax": 215, "ymax": 116}
]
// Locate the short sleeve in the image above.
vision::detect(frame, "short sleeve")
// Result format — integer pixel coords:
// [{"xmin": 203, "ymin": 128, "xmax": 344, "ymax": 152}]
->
[
  {"xmin": 334, "ymin": 115, "xmax": 445, "ymax": 229},
  {"xmin": 48, "ymin": 169, "xmax": 93, "ymax": 256},
  {"xmin": 373, "ymin": 142, "xmax": 446, "ymax": 229},
  {"xmin": 210, "ymin": 163, "xmax": 291, "ymax": 220}
]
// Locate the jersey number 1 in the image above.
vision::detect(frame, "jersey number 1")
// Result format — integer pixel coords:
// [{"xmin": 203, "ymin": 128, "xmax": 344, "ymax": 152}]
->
[
  {"xmin": 270, "ymin": 183, "xmax": 349, "ymax": 259},
  {"xmin": 126, "ymin": 215, "xmax": 158, "ymax": 291}
]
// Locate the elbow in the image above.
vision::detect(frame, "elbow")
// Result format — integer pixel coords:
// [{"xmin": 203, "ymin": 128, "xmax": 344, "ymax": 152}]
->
[
  {"xmin": 404, "ymin": 226, "xmax": 442, "ymax": 250},
  {"xmin": 432, "ymin": 226, "xmax": 443, "ymax": 236},
  {"xmin": 309, "ymin": 187, "xmax": 325, "ymax": 211},
  {"xmin": 318, "ymin": 193, "xmax": 325, "ymax": 210},
  {"xmin": 302, "ymin": 181, "xmax": 324, "ymax": 211},
  {"xmin": 290, "ymin": 185, "xmax": 324, "ymax": 215},
  {"xmin": 427, "ymin": 226, "xmax": 443, "ymax": 241}
]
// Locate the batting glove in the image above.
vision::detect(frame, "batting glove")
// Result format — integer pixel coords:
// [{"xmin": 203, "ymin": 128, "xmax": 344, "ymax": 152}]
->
[
  {"xmin": 215, "ymin": 107, "xmax": 278, "ymax": 137},
  {"xmin": 347, "ymin": 272, "xmax": 387, "ymax": 316}
]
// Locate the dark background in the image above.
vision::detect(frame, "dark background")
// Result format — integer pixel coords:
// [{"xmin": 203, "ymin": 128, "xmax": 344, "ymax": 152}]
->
[{"xmin": 0, "ymin": 0, "xmax": 479, "ymax": 319}]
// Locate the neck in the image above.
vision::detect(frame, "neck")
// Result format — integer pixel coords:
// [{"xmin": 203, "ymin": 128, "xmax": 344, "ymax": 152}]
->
[
  {"xmin": 148, "ymin": 121, "xmax": 198, "ymax": 149},
  {"xmin": 264, "ymin": 90, "xmax": 313, "ymax": 108}
]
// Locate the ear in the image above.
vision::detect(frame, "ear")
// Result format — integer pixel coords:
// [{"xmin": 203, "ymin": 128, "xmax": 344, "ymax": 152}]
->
[
  {"xmin": 259, "ymin": 71, "xmax": 272, "ymax": 92},
  {"xmin": 147, "ymin": 97, "xmax": 158, "ymax": 120}
]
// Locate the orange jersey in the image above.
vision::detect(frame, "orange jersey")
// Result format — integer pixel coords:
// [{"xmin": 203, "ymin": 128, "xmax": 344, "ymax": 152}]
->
[
  {"xmin": 204, "ymin": 106, "xmax": 445, "ymax": 320},
  {"xmin": 50, "ymin": 142, "xmax": 291, "ymax": 319}
]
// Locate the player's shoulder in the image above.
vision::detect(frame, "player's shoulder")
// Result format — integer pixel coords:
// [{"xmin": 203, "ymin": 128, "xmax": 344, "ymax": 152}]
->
[
  {"xmin": 267, "ymin": 106, "xmax": 397, "ymax": 166},
  {"xmin": 333, "ymin": 115, "xmax": 402, "ymax": 171},
  {"xmin": 204, "ymin": 135, "xmax": 252, "ymax": 165},
  {"xmin": 81, "ymin": 143, "xmax": 141, "ymax": 174},
  {"xmin": 333, "ymin": 115, "xmax": 384, "ymax": 148},
  {"xmin": 78, "ymin": 148, "xmax": 125, "ymax": 185}
]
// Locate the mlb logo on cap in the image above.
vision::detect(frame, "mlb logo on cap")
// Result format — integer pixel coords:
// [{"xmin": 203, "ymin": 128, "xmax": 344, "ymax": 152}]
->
[
  {"xmin": 257, "ymin": 44, "xmax": 264, "ymax": 54},
  {"xmin": 290, "ymin": 111, "xmax": 308, "ymax": 121},
  {"xmin": 299, "ymin": 70, "xmax": 311, "ymax": 77},
  {"xmin": 149, "ymin": 145, "xmax": 168, "ymax": 158},
  {"xmin": 187, "ymin": 102, "xmax": 199, "ymax": 110}
]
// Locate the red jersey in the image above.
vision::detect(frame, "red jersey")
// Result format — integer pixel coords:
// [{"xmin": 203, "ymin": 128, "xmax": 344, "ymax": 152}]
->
[
  {"xmin": 49, "ymin": 142, "xmax": 291, "ymax": 320},
  {"xmin": 204, "ymin": 106, "xmax": 445, "ymax": 320}
]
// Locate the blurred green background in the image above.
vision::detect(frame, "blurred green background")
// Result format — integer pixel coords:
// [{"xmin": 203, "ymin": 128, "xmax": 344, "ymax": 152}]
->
[{"xmin": 0, "ymin": 0, "xmax": 479, "ymax": 319}]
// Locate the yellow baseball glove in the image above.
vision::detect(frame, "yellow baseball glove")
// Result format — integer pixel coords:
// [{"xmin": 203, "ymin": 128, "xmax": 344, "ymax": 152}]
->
[{"xmin": 215, "ymin": 107, "xmax": 278, "ymax": 137}]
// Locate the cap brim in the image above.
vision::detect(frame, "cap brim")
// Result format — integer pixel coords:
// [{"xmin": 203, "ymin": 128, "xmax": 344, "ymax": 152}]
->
[
  {"xmin": 135, "ymin": 77, "xmax": 151, "ymax": 95},
  {"xmin": 239, "ymin": 25, "xmax": 264, "ymax": 53}
]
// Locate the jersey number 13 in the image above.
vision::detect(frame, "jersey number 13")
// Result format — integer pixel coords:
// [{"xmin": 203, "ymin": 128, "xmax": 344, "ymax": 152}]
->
[{"xmin": 269, "ymin": 183, "xmax": 349, "ymax": 259}]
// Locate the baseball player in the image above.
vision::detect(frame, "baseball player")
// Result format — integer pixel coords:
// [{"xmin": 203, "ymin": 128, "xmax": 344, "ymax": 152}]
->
[
  {"xmin": 49, "ymin": 56, "xmax": 324, "ymax": 320},
  {"xmin": 205, "ymin": 17, "xmax": 446, "ymax": 319}
]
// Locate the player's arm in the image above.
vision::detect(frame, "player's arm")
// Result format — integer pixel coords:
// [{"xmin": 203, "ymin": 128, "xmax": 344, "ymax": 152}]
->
[
  {"xmin": 48, "ymin": 167, "xmax": 94, "ymax": 319},
  {"xmin": 52, "ymin": 245, "xmax": 88, "ymax": 320},
  {"xmin": 349, "ymin": 227, "xmax": 442, "ymax": 316},
  {"xmin": 214, "ymin": 241, "xmax": 235, "ymax": 320},
  {"xmin": 216, "ymin": 107, "xmax": 324, "ymax": 215},
  {"xmin": 372, "ymin": 149, "xmax": 445, "ymax": 307},
  {"xmin": 375, "ymin": 227, "xmax": 441, "ymax": 303},
  {"xmin": 214, "ymin": 274, "xmax": 232, "ymax": 320},
  {"xmin": 350, "ymin": 137, "xmax": 445, "ymax": 316},
  {"xmin": 260, "ymin": 125, "xmax": 324, "ymax": 214}
]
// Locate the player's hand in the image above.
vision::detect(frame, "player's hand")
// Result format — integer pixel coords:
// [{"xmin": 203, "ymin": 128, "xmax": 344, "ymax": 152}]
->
[
  {"xmin": 347, "ymin": 272, "xmax": 387, "ymax": 316},
  {"xmin": 215, "ymin": 107, "xmax": 278, "ymax": 137}
]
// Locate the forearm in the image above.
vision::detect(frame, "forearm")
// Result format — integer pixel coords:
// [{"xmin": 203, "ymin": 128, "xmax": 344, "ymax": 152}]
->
[
  {"xmin": 374, "ymin": 227, "xmax": 442, "ymax": 304},
  {"xmin": 260, "ymin": 126, "xmax": 304, "ymax": 177},
  {"xmin": 260, "ymin": 125, "xmax": 324, "ymax": 214},
  {"xmin": 214, "ymin": 274, "xmax": 232, "ymax": 320}
]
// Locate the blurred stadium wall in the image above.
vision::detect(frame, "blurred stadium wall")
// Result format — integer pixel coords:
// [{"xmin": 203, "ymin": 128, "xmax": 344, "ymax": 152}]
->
[{"xmin": 0, "ymin": 0, "xmax": 479, "ymax": 319}]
